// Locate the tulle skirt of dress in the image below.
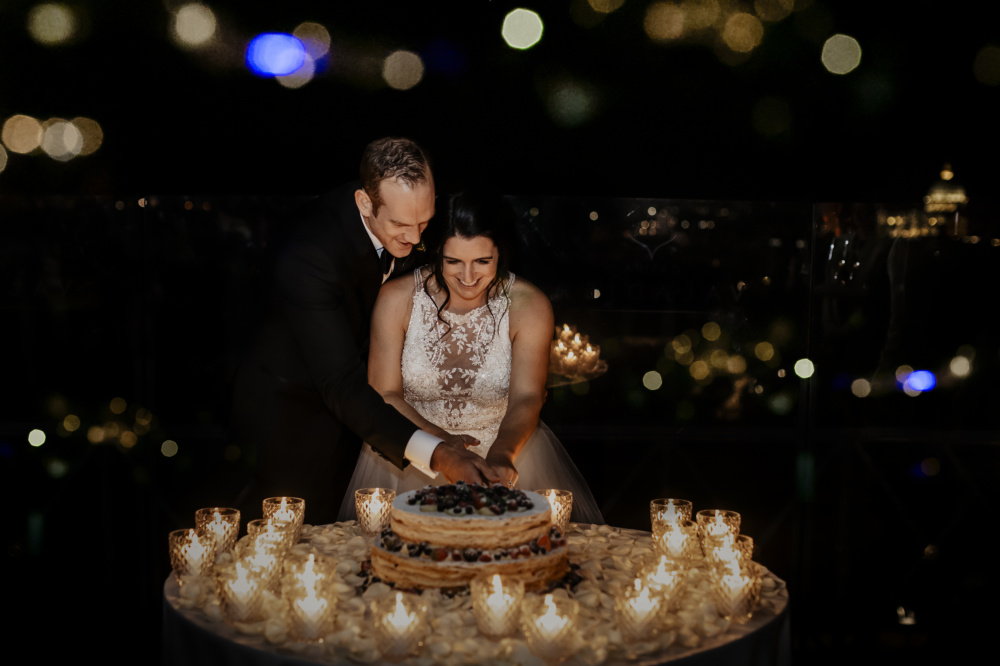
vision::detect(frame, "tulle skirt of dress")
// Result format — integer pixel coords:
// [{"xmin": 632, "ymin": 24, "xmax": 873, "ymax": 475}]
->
[{"xmin": 336, "ymin": 421, "xmax": 604, "ymax": 525}]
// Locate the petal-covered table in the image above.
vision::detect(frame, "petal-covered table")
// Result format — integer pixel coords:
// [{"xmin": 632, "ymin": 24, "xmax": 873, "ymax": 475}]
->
[{"xmin": 163, "ymin": 522, "xmax": 789, "ymax": 666}]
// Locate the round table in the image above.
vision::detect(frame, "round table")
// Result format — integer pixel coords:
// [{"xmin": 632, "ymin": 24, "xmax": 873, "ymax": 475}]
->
[{"xmin": 162, "ymin": 523, "xmax": 790, "ymax": 666}]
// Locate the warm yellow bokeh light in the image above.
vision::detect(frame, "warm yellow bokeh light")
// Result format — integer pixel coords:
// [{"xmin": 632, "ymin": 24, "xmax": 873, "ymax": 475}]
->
[
  {"xmin": 973, "ymin": 45, "xmax": 1000, "ymax": 86},
  {"xmin": 28, "ymin": 3, "xmax": 76, "ymax": 46},
  {"xmin": 895, "ymin": 364, "xmax": 913, "ymax": 382},
  {"xmin": 71, "ymin": 117, "xmax": 103, "ymax": 156},
  {"xmin": 644, "ymin": 2, "xmax": 686, "ymax": 42},
  {"xmin": 41, "ymin": 118, "xmax": 83, "ymax": 161},
  {"xmin": 383, "ymin": 50, "xmax": 424, "ymax": 90},
  {"xmin": 0, "ymin": 146, "xmax": 7, "ymax": 174},
  {"xmin": 172, "ymin": 3, "xmax": 217, "ymax": 48},
  {"xmin": 293, "ymin": 22, "xmax": 331, "ymax": 59},
  {"xmin": 851, "ymin": 378, "xmax": 871, "ymax": 398},
  {"xmin": 721, "ymin": 13, "xmax": 764, "ymax": 53},
  {"xmin": 110, "ymin": 397, "xmax": 127, "ymax": 414},
  {"xmin": 87, "ymin": 425, "xmax": 105, "ymax": 443},
  {"xmin": 727, "ymin": 355, "xmax": 747, "ymax": 374},
  {"xmin": 136, "ymin": 408, "xmax": 153, "ymax": 426},
  {"xmin": 643, "ymin": 370, "xmax": 663, "ymax": 390},
  {"xmin": 63, "ymin": 414, "xmax": 80, "ymax": 432},
  {"xmin": 161, "ymin": 440, "xmax": 179, "ymax": 457},
  {"xmin": 682, "ymin": 0, "xmax": 719, "ymax": 31},
  {"xmin": 2, "ymin": 115, "xmax": 44, "ymax": 154},
  {"xmin": 502, "ymin": 8, "xmax": 544, "ymax": 50},
  {"xmin": 754, "ymin": 0, "xmax": 793, "ymax": 22},
  {"xmin": 755, "ymin": 341, "xmax": 775, "ymax": 361},
  {"xmin": 822, "ymin": 34, "xmax": 862, "ymax": 75},
  {"xmin": 29, "ymin": 429, "xmax": 46, "ymax": 447},
  {"xmin": 278, "ymin": 55, "xmax": 316, "ymax": 89},
  {"xmin": 702, "ymin": 321, "xmax": 722, "ymax": 341},
  {"xmin": 588, "ymin": 0, "xmax": 625, "ymax": 13},
  {"xmin": 794, "ymin": 358, "xmax": 815, "ymax": 379},
  {"xmin": 689, "ymin": 360, "xmax": 711, "ymax": 380},
  {"xmin": 672, "ymin": 334, "xmax": 692, "ymax": 355},
  {"xmin": 120, "ymin": 431, "xmax": 138, "ymax": 449},
  {"xmin": 709, "ymin": 349, "xmax": 728, "ymax": 369}
]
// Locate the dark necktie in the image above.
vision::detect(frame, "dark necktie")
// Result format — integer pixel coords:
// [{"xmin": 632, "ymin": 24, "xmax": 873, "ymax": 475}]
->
[{"xmin": 379, "ymin": 249, "xmax": 394, "ymax": 276}]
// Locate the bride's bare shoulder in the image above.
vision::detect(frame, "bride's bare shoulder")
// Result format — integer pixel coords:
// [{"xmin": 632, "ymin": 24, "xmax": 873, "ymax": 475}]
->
[{"xmin": 507, "ymin": 275, "xmax": 552, "ymax": 319}]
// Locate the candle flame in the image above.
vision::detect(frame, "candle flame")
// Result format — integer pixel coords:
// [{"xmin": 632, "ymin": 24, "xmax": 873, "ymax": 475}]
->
[
  {"xmin": 535, "ymin": 594, "xmax": 569, "ymax": 635},
  {"xmin": 180, "ymin": 528, "xmax": 209, "ymax": 573},
  {"xmin": 386, "ymin": 592, "xmax": 418, "ymax": 631}
]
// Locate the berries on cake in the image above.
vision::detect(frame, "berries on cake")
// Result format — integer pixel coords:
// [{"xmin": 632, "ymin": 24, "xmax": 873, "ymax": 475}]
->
[{"xmin": 370, "ymin": 482, "xmax": 569, "ymax": 591}]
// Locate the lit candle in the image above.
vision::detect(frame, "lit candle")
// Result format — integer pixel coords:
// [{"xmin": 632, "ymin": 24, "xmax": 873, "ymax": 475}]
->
[
  {"xmin": 169, "ymin": 528, "xmax": 214, "ymax": 580},
  {"xmin": 356, "ymin": 488, "xmax": 395, "ymax": 537},
  {"xmin": 217, "ymin": 560, "xmax": 263, "ymax": 622},
  {"xmin": 541, "ymin": 489, "xmax": 573, "ymax": 532},
  {"xmin": 535, "ymin": 594, "xmax": 570, "ymax": 637},
  {"xmin": 471, "ymin": 574, "xmax": 524, "ymax": 638},
  {"xmin": 712, "ymin": 559, "xmax": 761, "ymax": 624},
  {"xmin": 522, "ymin": 593, "xmax": 579, "ymax": 661},
  {"xmin": 563, "ymin": 350, "xmax": 580, "ymax": 377},
  {"xmin": 616, "ymin": 578, "xmax": 664, "ymax": 641},
  {"xmin": 289, "ymin": 555, "xmax": 331, "ymax": 640},
  {"xmin": 557, "ymin": 324, "xmax": 576, "ymax": 343},
  {"xmin": 372, "ymin": 591, "xmax": 429, "ymax": 659},
  {"xmin": 580, "ymin": 343, "xmax": 600, "ymax": 374},
  {"xmin": 195, "ymin": 507, "xmax": 239, "ymax": 555}
]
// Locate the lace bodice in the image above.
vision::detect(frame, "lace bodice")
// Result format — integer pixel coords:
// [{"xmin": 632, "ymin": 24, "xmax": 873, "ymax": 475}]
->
[{"xmin": 401, "ymin": 269, "xmax": 513, "ymax": 457}]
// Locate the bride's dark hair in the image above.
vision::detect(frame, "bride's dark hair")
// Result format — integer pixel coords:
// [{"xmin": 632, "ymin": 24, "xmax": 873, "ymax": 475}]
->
[{"xmin": 424, "ymin": 192, "xmax": 512, "ymax": 332}]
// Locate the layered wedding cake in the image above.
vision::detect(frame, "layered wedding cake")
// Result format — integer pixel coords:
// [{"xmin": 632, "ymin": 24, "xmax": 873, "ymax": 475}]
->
[{"xmin": 370, "ymin": 482, "xmax": 569, "ymax": 590}]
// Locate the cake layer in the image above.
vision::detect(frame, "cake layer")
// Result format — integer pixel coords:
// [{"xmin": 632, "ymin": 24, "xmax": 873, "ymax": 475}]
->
[
  {"xmin": 371, "ymin": 543, "xmax": 568, "ymax": 591},
  {"xmin": 391, "ymin": 487, "xmax": 552, "ymax": 550}
]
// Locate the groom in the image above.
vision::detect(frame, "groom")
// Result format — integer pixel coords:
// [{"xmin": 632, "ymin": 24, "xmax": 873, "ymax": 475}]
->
[{"xmin": 232, "ymin": 137, "xmax": 502, "ymax": 524}]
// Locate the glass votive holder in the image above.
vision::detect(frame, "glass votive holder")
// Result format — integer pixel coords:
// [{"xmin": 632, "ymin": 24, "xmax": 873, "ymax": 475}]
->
[
  {"xmin": 652, "ymin": 519, "xmax": 699, "ymax": 564},
  {"xmin": 470, "ymin": 574, "xmax": 525, "ymax": 639},
  {"xmin": 247, "ymin": 518, "xmax": 296, "ymax": 551},
  {"xmin": 195, "ymin": 507, "xmax": 240, "ymax": 555},
  {"xmin": 284, "ymin": 553, "xmax": 335, "ymax": 641},
  {"xmin": 355, "ymin": 488, "xmax": 395, "ymax": 538},
  {"xmin": 696, "ymin": 509, "xmax": 741, "ymax": 544},
  {"xmin": 703, "ymin": 532, "xmax": 746, "ymax": 569},
  {"xmin": 521, "ymin": 593, "xmax": 580, "ymax": 662},
  {"xmin": 215, "ymin": 559, "xmax": 265, "ymax": 623},
  {"xmin": 538, "ymin": 489, "xmax": 573, "ymax": 533},
  {"xmin": 614, "ymin": 578, "xmax": 667, "ymax": 642},
  {"xmin": 168, "ymin": 528, "xmax": 215, "ymax": 581},
  {"xmin": 650, "ymin": 498, "xmax": 693, "ymax": 530},
  {"xmin": 262, "ymin": 496, "xmax": 305, "ymax": 541},
  {"xmin": 735, "ymin": 534, "xmax": 754, "ymax": 561},
  {"xmin": 712, "ymin": 561, "xmax": 762, "ymax": 624},
  {"xmin": 641, "ymin": 554, "xmax": 686, "ymax": 609},
  {"xmin": 371, "ymin": 591, "xmax": 430, "ymax": 660},
  {"xmin": 237, "ymin": 535, "xmax": 285, "ymax": 589}
]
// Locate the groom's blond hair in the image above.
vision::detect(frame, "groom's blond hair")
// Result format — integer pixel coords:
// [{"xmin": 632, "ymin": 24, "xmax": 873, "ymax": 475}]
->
[{"xmin": 359, "ymin": 137, "xmax": 431, "ymax": 215}]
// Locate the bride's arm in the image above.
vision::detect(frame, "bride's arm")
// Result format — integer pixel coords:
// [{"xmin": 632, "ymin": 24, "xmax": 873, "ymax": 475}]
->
[
  {"xmin": 485, "ymin": 279, "xmax": 554, "ymax": 484},
  {"xmin": 368, "ymin": 277, "xmax": 451, "ymax": 440}
]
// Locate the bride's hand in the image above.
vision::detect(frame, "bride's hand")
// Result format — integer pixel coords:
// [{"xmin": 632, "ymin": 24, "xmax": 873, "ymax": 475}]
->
[
  {"xmin": 431, "ymin": 436, "xmax": 502, "ymax": 485},
  {"xmin": 485, "ymin": 451, "xmax": 519, "ymax": 489}
]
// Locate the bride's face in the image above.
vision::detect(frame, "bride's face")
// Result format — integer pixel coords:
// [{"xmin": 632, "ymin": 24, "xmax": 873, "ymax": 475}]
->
[{"xmin": 441, "ymin": 235, "xmax": 498, "ymax": 304}]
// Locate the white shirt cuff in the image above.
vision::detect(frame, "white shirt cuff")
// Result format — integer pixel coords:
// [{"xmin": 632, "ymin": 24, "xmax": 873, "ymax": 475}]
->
[{"xmin": 404, "ymin": 430, "xmax": 441, "ymax": 479}]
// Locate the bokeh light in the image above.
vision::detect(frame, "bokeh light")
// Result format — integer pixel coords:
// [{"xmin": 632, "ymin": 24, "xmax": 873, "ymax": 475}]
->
[
  {"xmin": 28, "ymin": 3, "xmax": 76, "ymax": 46},
  {"xmin": 727, "ymin": 355, "xmax": 747, "ymax": 374},
  {"xmin": 895, "ymin": 364, "xmax": 914, "ymax": 383},
  {"xmin": 643, "ymin": 370, "xmax": 663, "ymax": 390},
  {"xmin": 41, "ymin": 119, "xmax": 83, "ymax": 161},
  {"xmin": 851, "ymin": 378, "xmax": 871, "ymax": 397},
  {"xmin": 721, "ymin": 13, "xmax": 764, "ymax": 54},
  {"xmin": 0, "ymin": 146, "xmax": 7, "ymax": 174},
  {"xmin": 110, "ymin": 397, "xmax": 127, "ymax": 414},
  {"xmin": 544, "ymin": 79, "xmax": 598, "ymax": 127},
  {"xmin": 502, "ymin": 8, "xmax": 544, "ymax": 50},
  {"xmin": 973, "ymin": 45, "xmax": 1000, "ymax": 86},
  {"xmin": 588, "ymin": 0, "xmax": 625, "ymax": 13},
  {"xmin": 62, "ymin": 414, "xmax": 80, "ymax": 432},
  {"xmin": 87, "ymin": 425, "xmax": 104, "ymax": 443},
  {"xmin": 120, "ymin": 431, "xmax": 138, "ymax": 449},
  {"xmin": 46, "ymin": 459, "xmax": 69, "ymax": 479},
  {"xmin": 293, "ymin": 21, "xmax": 331, "ymax": 59},
  {"xmin": 278, "ymin": 56, "xmax": 316, "ymax": 89},
  {"xmin": 644, "ymin": 2, "xmax": 686, "ymax": 42},
  {"xmin": 690, "ymin": 360, "xmax": 710, "ymax": 380},
  {"xmin": 2, "ymin": 115, "xmax": 44, "ymax": 154},
  {"xmin": 246, "ymin": 33, "xmax": 306, "ymax": 77},
  {"xmin": 754, "ymin": 0, "xmax": 793, "ymax": 22},
  {"xmin": 821, "ymin": 34, "xmax": 862, "ymax": 75},
  {"xmin": 702, "ymin": 321, "xmax": 721, "ymax": 341},
  {"xmin": 949, "ymin": 355, "xmax": 971, "ymax": 377},
  {"xmin": 71, "ymin": 117, "xmax": 103, "ymax": 155},
  {"xmin": 383, "ymin": 50, "xmax": 425, "ymax": 90},
  {"xmin": 28, "ymin": 429, "xmax": 46, "ymax": 447},
  {"xmin": 754, "ymin": 342, "xmax": 775, "ymax": 361},
  {"xmin": 172, "ymin": 3, "xmax": 217, "ymax": 48},
  {"xmin": 794, "ymin": 358, "xmax": 815, "ymax": 379},
  {"xmin": 905, "ymin": 370, "xmax": 936, "ymax": 392},
  {"xmin": 161, "ymin": 440, "xmax": 179, "ymax": 457}
]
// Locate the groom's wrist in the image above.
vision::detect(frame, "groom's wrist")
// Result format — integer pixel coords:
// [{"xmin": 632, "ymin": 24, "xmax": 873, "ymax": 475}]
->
[{"xmin": 404, "ymin": 430, "xmax": 441, "ymax": 479}]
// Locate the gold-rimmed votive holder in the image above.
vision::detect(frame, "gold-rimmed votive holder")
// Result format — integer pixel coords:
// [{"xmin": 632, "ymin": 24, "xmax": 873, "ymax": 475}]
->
[
  {"xmin": 521, "ymin": 593, "xmax": 580, "ymax": 662},
  {"xmin": 168, "ymin": 528, "xmax": 215, "ymax": 581},
  {"xmin": 650, "ymin": 498, "xmax": 693, "ymax": 529},
  {"xmin": 538, "ymin": 489, "xmax": 573, "ymax": 533},
  {"xmin": 355, "ymin": 488, "xmax": 395, "ymax": 538},
  {"xmin": 470, "ymin": 574, "xmax": 525, "ymax": 639},
  {"xmin": 195, "ymin": 507, "xmax": 240, "ymax": 555},
  {"xmin": 215, "ymin": 559, "xmax": 265, "ymax": 623},
  {"xmin": 262, "ymin": 496, "xmax": 305, "ymax": 541},
  {"xmin": 696, "ymin": 509, "xmax": 741, "ymax": 545},
  {"xmin": 371, "ymin": 591, "xmax": 430, "ymax": 660}
]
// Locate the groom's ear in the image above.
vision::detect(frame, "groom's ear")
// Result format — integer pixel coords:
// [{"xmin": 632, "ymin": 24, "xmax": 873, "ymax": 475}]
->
[{"xmin": 355, "ymin": 188, "xmax": 372, "ymax": 217}]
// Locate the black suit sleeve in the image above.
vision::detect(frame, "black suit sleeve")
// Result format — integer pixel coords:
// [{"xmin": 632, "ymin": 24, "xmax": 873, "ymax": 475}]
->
[{"xmin": 274, "ymin": 236, "xmax": 416, "ymax": 469}]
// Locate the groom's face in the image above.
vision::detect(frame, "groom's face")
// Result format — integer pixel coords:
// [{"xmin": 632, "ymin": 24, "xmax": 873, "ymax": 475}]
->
[{"xmin": 359, "ymin": 176, "xmax": 435, "ymax": 258}]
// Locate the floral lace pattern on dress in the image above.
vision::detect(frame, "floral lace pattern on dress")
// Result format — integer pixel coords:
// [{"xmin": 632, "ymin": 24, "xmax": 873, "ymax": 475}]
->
[{"xmin": 401, "ymin": 269, "xmax": 513, "ymax": 457}]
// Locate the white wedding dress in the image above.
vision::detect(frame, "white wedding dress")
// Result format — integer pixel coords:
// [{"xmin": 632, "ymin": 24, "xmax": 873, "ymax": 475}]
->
[{"xmin": 337, "ymin": 269, "xmax": 604, "ymax": 524}]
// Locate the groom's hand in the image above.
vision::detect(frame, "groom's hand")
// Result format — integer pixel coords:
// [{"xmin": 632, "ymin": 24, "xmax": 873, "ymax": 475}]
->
[{"xmin": 431, "ymin": 436, "xmax": 503, "ymax": 485}]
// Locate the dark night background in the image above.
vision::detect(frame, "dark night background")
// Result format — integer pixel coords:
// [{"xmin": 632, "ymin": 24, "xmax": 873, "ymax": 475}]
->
[{"xmin": 2, "ymin": 1, "xmax": 999, "ymax": 664}]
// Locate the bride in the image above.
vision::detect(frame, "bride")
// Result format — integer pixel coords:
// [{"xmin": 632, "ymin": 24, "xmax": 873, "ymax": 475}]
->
[{"xmin": 338, "ymin": 193, "xmax": 603, "ymax": 524}]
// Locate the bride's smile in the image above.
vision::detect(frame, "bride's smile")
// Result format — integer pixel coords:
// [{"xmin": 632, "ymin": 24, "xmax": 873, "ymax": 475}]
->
[{"xmin": 441, "ymin": 235, "xmax": 498, "ymax": 309}]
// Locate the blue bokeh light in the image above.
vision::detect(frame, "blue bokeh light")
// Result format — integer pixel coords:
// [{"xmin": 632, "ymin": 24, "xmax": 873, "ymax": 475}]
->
[
  {"xmin": 906, "ymin": 370, "xmax": 936, "ymax": 392},
  {"xmin": 246, "ymin": 33, "xmax": 306, "ymax": 77}
]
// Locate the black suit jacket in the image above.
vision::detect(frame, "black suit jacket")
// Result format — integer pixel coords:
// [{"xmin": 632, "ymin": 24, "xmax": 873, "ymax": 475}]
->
[{"xmin": 232, "ymin": 182, "xmax": 419, "ymax": 523}]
